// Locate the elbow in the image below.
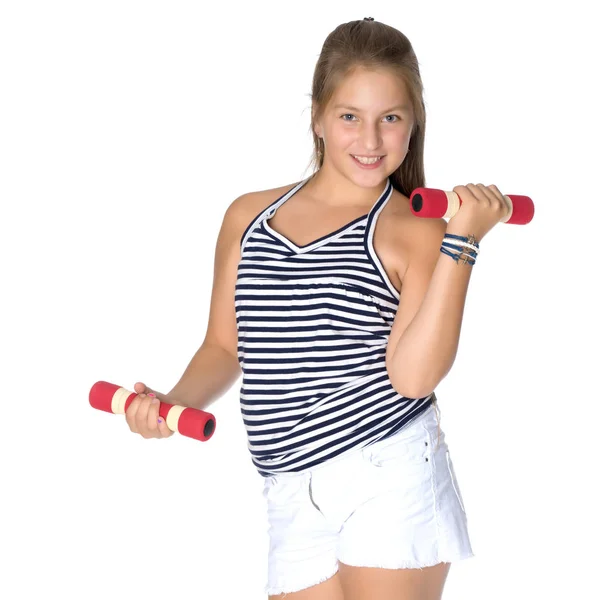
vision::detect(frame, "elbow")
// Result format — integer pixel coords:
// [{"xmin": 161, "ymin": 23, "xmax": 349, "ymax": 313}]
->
[
  {"xmin": 387, "ymin": 363, "xmax": 445, "ymax": 400},
  {"xmin": 392, "ymin": 381, "xmax": 436, "ymax": 400},
  {"xmin": 385, "ymin": 344, "xmax": 457, "ymax": 399}
]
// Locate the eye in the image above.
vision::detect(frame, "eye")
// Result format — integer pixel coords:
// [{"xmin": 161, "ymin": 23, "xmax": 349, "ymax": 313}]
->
[{"xmin": 340, "ymin": 113, "xmax": 401, "ymax": 123}]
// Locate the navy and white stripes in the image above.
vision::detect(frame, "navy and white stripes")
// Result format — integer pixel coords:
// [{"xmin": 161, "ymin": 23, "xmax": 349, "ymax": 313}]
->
[{"xmin": 235, "ymin": 177, "xmax": 434, "ymax": 477}]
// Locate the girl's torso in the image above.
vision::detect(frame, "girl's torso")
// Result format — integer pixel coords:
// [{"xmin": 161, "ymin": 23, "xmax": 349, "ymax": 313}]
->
[{"xmin": 234, "ymin": 176, "xmax": 435, "ymax": 476}]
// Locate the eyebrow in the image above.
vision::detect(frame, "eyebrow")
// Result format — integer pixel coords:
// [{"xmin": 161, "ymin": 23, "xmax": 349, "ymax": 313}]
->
[{"xmin": 333, "ymin": 103, "xmax": 411, "ymax": 113}]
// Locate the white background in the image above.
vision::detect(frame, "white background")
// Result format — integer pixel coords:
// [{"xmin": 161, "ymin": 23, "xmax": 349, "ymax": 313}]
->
[{"xmin": 1, "ymin": 1, "xmax": 598, "ymax": 599}]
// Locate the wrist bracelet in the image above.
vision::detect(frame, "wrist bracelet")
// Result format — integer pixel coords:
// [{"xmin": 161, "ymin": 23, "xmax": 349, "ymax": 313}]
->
[
  {"xmin": 440, "ymin": 233, "xmax": 479, "ymax": 266},
  {"xmin": 444, "ymin": 233, "xmax": 480, "ymax": 248},
  {"xmin": 440, "ymin": 246, "xmax": 476, "ymax": 266},
  {"xmin": 441, "ymin": 240, "xmax": 479, "ymax": 256}
]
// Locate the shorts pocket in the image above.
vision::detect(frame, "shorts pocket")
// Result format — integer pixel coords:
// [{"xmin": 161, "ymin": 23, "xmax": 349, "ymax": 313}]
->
[
  {"xmin": 365, "ymin": 428, "xmax": 429, "ymax": 468},
  {"xmin": 446, "ymin": 450, "xmax": 466, "ymax": 514},
  {"xmin": 363, "ymin": 407, "xmax": 442, "ymax": 469},
  {"xmin": 262, "ymin": 476, "xmax": 279, "ymax": 502},
  {"xmin": 262, "ymin": 474, "xmax": 306, "ymax": 507}
]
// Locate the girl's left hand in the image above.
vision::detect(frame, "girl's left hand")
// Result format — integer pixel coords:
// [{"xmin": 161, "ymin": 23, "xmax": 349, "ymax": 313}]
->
[{"xmin": 446, "ymin": 183, "xmax": 511, "ymax": 241}]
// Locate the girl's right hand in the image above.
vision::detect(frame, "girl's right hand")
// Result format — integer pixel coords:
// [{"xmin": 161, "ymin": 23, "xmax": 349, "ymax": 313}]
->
[{"xmin": 124, "ymin": 381, "xmax": 175, "ymax": 439}]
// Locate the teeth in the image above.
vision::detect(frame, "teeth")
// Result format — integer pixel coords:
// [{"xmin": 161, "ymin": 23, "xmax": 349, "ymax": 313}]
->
[{"xmin": 353, "ymin": 155, "xmax": 382, "ymax": 164}]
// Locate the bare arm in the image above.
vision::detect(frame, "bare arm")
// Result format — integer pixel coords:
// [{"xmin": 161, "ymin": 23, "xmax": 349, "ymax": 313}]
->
[
  {"xmin": 165, "ymin": 343, "xmax": 240, "ymax": 410},
  {"xmin": 385, "ymin": 218, "xmax": 471, "ymax": 398},
  {"xmin": 159, "ymin": 195, "xmax": 253, "ymax": 410},
  {"xmin": 385, "ymin": 183, "xmax": 509, "ymax": 399}
]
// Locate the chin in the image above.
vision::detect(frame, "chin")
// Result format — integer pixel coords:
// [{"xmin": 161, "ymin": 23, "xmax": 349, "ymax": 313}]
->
[{"xmin": 349, "ymin": 166, "xmax": 396, "ymax": 185}]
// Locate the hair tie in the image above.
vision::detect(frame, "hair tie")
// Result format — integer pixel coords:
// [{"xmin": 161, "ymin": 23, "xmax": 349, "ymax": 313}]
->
[{"xmin": 363, "ymin": 17, "xmax": 374, "ymax": 21}]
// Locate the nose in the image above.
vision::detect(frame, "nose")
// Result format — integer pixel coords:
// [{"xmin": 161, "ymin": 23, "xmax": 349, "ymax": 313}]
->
[{"xmin": 360, "ymin": 124, "xmax": 383, "ymax": 152}]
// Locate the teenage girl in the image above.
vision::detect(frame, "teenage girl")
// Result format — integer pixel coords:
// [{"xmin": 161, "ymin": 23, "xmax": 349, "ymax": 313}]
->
[{"xmin": 124, "ymin": 18, "xmax": 510, "ymax": 600}]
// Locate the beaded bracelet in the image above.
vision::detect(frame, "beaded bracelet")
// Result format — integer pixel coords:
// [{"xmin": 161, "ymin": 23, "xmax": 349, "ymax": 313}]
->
[{"xmin": 440, "ymin": 233, "xmax": 479, "ymax": 266}]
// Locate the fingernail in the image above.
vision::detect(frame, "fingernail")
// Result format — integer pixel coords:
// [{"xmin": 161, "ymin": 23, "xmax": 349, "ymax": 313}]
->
[
  {"xmin": 157, "ymin": 418, "xmax": 163, "ymax": 423},
  {"xmin": 151, "ymin": 397, "xmax": 159, "ymax": 404},
  {"xmin": 148, "ymin": 393, "xmax": 155, "ymax": 397}
]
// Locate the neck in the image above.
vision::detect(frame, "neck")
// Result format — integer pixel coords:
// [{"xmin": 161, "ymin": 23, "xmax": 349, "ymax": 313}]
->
[{"xmin": 305, "ymin": 166, "xmax": 388, "ymax": 209}]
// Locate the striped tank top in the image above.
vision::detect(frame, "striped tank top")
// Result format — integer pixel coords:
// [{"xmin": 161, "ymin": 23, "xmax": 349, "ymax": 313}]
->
[{"xmin": 235, "ymin": 176, "xmax": 434, "ymax": 477}]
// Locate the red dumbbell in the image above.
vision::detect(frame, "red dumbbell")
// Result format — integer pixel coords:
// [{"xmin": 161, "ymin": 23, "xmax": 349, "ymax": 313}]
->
[
  {"xmin": 89, "ymin": 381, "xmax": 216, "ymax": 441},
  {"xmin": 410, "ymin": 187, "xmax": 534, "ymax": 224}
]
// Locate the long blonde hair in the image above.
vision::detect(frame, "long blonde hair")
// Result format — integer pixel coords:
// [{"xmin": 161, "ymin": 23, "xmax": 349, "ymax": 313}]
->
[{"xmin": 303, "ymin": 18, "xmax": 428, "ymax": 197}]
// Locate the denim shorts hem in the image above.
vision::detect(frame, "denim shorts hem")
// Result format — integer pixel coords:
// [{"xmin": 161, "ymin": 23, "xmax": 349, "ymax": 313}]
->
[
  {"xmin": 337, "ymin": 549, "xmax": 475, "ymax": 570},
  {"xmin": 265, "ymin": 562, "xmax": 339, "ymax": 596}
]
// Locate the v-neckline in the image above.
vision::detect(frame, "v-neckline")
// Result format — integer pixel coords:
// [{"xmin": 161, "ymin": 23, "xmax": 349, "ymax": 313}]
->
[{"xmin": 262, "ymin": 178, "xmax": 391, "ymax": 254}]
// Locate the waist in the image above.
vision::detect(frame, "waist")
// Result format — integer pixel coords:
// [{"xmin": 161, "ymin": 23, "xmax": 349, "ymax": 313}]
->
[{"xmin": 250, "ymin": 394, "xmax": 435, "ymax": 477}]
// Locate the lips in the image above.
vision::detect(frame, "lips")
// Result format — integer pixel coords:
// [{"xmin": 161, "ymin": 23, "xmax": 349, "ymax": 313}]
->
[{"xmin": 351, "ymin": 154, "xmax": 384, "ymax": 168}]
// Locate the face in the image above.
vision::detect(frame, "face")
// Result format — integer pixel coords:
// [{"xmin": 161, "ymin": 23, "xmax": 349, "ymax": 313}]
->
[{"xmin": 314, "ymin": 66, "xmax": 414, "ymax": 187}]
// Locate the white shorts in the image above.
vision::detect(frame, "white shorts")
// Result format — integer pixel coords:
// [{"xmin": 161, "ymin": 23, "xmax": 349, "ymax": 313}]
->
[{"xmin": 262, "ymin": 402, "xmax": 474, "ymax": 596}]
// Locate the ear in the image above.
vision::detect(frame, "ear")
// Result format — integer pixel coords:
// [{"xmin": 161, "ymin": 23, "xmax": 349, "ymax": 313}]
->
[{"xmin": 312, "ymin": 108, "xmax": 322, "ymax": 138}]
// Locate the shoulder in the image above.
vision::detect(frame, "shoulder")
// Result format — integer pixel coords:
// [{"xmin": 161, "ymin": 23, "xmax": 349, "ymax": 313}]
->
[
  {"xmin": 404, "ymin": 210, "xmax": 447, "ymax": 250},
  {"xmin": 215, "ymin": 181, "xmax": 300, "ymax": 248},
  {"xmin": 379, "ymin": 189, "xmax": 447, "ymax": 280},
  {"xmin": 223, "ymin": 181, "xmax": 299, "ymax": 229}
]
